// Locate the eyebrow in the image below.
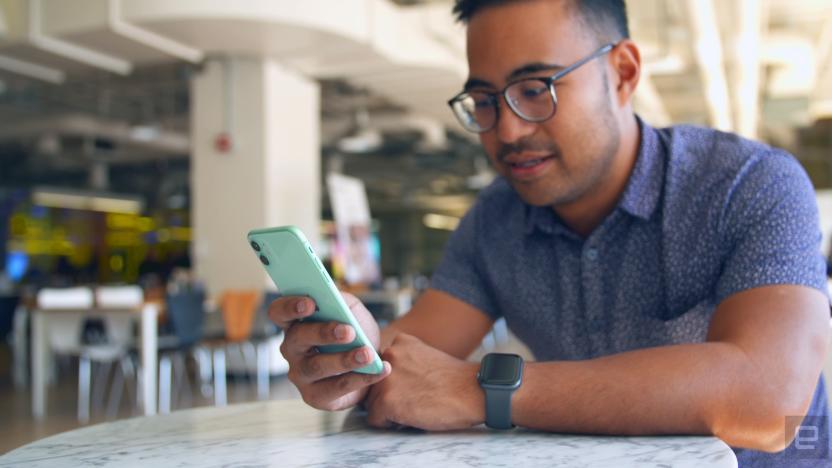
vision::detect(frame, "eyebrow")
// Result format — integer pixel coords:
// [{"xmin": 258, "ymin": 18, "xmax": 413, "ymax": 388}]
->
[
  {"xmin": 463, "ymin": 77, "xmax": 495, "ymax": 92},
  {"xmin": 463, "ymin": 62, "xmax": 566, "ymax": 91},
  {"xmin": 506, "ymin": 62, "xmax": 565, "ymax": 82}
]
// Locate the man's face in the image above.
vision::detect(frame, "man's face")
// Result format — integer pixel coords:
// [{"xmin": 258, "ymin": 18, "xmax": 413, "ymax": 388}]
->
[{"xmin": 465, "ymin": 0, "xmax": 621, "ymax": 207}]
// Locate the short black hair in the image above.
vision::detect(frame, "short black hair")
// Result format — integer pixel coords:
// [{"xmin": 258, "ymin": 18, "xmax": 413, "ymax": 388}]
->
[{"xmin": 452, "ymin": 0, "xmax": 630, "ymax": 42}]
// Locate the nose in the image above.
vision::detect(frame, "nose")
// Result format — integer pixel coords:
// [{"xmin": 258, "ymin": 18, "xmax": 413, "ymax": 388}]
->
[{"xmin": 493, "ymin": 96, "xmax": 537, "ymax": 145}]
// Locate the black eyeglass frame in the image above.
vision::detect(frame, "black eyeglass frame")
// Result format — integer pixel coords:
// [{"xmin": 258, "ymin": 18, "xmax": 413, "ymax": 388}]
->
[{"xmin": 447, "ymin": 42, "xmax": 617, "ymax": 133}]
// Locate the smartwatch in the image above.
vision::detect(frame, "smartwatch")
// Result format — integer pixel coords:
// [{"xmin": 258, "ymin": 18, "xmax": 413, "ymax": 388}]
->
[{"xmin": 477, "ymin": 352, "xmax": 524, "ymax": 430}]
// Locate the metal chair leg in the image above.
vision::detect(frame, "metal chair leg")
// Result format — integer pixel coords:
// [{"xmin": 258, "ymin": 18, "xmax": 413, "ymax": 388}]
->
[
  {"xmin": 91, "ymin": 361, "xmax": 111, "ymax": 415},
  {"xmin": 77, "ymin": 355, "xmax": 91, "ymax": 424},
  {"xmin": 256, "ymin": 341, "xmax": 270, "ymax": 400},
  {"xmin": 106, "ymin": 362, "xmax": 125, "ymax": 419},
  {"xmin": 193, "ymin": 346, "xmax": 213, "ymax": 398},
  {"xmin": 212, "ymin": 347, "xmax": 227, "ymax": 407},
  {"xmin": 159, "ymin": 354, "xmax": 172, "ymax": 414},
  {"xmin": 135, "ymin": 361, "xmax": 144, "ymax": 412},
  {"xmin": 240, "ymin": 341, "xmax": 258, "ymax": 397},
  {"xmin": 119, "ymin": 356, "xmax": 138, "ymax": 415},
  {"xmin": 173, "ymin": 353, "xmax": 193, "ymax": 410},
  {"xmin": 12, "ymin": 305, "xmax": 28, "ymax": 390}
]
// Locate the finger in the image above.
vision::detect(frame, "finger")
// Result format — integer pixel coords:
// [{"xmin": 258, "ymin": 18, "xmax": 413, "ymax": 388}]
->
[
  {"xmin": 309, "ymin": 361, "xmax": 391, "ymax": 407},
  {"xmin": 295, "ymin": 346, "xmax": 378, "ymax": 384},
  {"xmin": 283, "ymin": 321, "xmax": 357, "ymax": 354},
  {"xmin": 268, "ymin": 296, "xmax": 316, "ymax": 329}
]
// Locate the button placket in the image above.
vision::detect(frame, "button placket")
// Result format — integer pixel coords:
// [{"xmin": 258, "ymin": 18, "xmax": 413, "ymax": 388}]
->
[
  {"xmin": 585, "ymin": 248, "xmax": 598, "ymax": 261},
  {"xmin": 581, "ymin": 229, "xmax": 607, "ymax": 355}
]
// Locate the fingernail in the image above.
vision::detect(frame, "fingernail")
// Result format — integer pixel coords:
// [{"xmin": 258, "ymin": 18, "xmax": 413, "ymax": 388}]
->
[
  {"xmin": 296, "ymin": 300, "xmax": 307, "ymax": 314},
  {"xmin": 355, "ymin": 348, "xmax": 369, "ymax": 364},
  {"xmin": 335, "ymin": 324, "xmax": 349, "ymax": 340}
]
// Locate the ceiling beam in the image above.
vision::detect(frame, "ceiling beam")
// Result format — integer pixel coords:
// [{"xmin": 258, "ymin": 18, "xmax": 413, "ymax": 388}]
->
[
  {"xmin": 107, "ymin": 0, "xmax": 204, "ymax": 63},
  {"xmin": 0, "ymin": 2, "xmax": 7, "ymax": 39},
  {"xmin": 27, "ymin": 0, "xmax": 132, "ymax": 75},
  {"xmin": 0, "ymin": 54, "xmax": 65, "ymax": 83},
  {"xmin": 684, "ymin": 0, "xmax": 733, "ymax": 132}
]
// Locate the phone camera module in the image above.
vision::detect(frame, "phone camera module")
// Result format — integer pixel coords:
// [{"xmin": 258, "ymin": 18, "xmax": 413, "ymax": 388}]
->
[
  {"xmin": 259, "ymin": 255, "xmax": 270, "ymax": 266},
  {"xmin": 250, "ymin": 241, "xmax": 261, "ymax": 252}
]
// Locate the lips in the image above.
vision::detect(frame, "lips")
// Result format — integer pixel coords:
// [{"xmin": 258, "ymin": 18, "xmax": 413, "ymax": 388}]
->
[
  {"xmin": 508, "ymin": 156, "xmax": 554, "ymax": 169},
  {"xmin": 505, "ymin": 154, "xmax": 555, "ymax": 179}
]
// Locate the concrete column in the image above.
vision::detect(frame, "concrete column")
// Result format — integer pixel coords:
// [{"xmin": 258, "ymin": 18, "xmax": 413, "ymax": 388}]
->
[{"xmin": 191, "ymin": 58, "xmax": 320, "ymax": 293}]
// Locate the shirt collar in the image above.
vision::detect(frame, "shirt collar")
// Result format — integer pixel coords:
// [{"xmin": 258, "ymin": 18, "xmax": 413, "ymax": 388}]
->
[
  {"xmin": 524, "ymin": 204, "xmax": 554, "ymax": 235},
  {"xmin": 524, "ymin": 116, "xmax": 665, "ymax": 235},
  {"xmin": 617, "ymin": 116, "xmax": 664, "ymax": 221}
]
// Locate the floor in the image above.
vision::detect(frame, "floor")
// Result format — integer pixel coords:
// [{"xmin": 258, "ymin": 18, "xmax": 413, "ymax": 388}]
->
[
  {"xmin": 0, "ymin": 322, "xmax": 536, "ymax": 456},
  {"xmin": 0, "ymin": 343, "xmax": 301, "ymax": 455}
]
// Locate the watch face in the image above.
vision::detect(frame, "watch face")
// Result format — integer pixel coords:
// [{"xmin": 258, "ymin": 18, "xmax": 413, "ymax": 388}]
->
[{"xmin": 480, "ymin": 353, "xmax": 522, "ymax": 386}]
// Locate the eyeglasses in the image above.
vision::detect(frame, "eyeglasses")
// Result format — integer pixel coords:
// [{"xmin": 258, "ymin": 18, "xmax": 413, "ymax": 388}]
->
[{"xmin": 447, "ymin": 43, "xmax": 615, "ymax": 133}]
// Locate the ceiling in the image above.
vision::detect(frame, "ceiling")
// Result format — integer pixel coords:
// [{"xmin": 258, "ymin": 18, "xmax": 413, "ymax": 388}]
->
[{"xmin": 0, "ymin": 0, "xmax": 831, "ymax": 211}]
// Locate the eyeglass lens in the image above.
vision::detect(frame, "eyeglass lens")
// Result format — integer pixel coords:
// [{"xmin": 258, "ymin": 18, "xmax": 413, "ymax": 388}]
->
[{"xmin": 453, "ymin": 79, "xmax": 558, "ymax": 132}]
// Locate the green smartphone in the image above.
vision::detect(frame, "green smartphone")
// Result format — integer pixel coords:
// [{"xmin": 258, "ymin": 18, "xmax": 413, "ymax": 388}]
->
[{"xmin": 247, "ymin": 225, "xmax": 384, "ymax": 374}]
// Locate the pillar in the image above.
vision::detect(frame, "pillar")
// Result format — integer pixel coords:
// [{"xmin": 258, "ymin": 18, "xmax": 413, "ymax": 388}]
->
[{"xmin": 191, "ymin": 58, "xmax": 320, "ymax": 293}]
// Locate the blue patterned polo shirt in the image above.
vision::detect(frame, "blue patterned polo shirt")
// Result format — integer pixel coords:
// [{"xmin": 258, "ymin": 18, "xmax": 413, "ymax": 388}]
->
[{"xmin": 431, "ymin": 117, "xmax": 830, "ymax": 466}]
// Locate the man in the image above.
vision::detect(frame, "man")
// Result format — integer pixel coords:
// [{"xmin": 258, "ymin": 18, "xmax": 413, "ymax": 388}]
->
[{"xmin": 269, "ymin": 0, "xmax": 831, "ymax": 465}]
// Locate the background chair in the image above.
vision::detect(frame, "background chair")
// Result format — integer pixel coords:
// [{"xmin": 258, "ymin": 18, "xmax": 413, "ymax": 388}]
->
[
  {"xmin": 210, "ymin": 290, "xmax": 261, "ymax": 405},
  {"xmin": 250, "ymin": 290, "xmax": 283, "ymax": 399},
  {"xmin": 37, "ymin": 287, "xmax": 92, "ymax": 422},
  {"xmin": 158, "ymin": 285, "xmax": 207, "ymax": 413},
  {"xmin": 37, "ymin": 287, "xmax": 135, "ymax": 423},
  {"xmin": 92, "ymin": 285, "xmax": 143, "ymax": 419},
  {"xmin": 37, "ymin": 286, "xmax": 141, "ymax": 423}
]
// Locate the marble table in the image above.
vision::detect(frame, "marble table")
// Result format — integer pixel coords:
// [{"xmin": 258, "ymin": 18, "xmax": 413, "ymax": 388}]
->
[{"xmin": 1, "ymin": 399, "xmax": 738, "ymax": 467}]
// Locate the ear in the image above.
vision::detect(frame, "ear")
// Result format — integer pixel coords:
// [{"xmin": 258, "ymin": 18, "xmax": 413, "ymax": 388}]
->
[{"xmin": 608, "ymin": 39, "xmax": 641, "ymax": 107}]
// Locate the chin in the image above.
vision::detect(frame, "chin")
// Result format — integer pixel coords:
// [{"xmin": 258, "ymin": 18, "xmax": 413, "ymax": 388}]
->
[
  {"xmin": 512, "ymin": 184, "xmax": 562, "ymax": 207},
  {"xmin": 510, "ymin": 179, "xmax": 584, "ymax": 207}
]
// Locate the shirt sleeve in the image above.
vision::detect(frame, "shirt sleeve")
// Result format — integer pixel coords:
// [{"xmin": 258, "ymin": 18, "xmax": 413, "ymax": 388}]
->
[
  {"xmin": 716, "ymin": 150, "xmax": 828, "ymax": 304},
  {"xmin": 430, "ymin": 201, "xmax": 501, "ymax": 320}
]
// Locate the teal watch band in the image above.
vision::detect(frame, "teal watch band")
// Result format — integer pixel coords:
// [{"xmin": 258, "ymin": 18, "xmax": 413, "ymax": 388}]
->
[
  {"xmin": 478, "ymin": 353, "xmax": 524, "ymax": 430},
  {"xmin": 484, "ymin": 387, "xmax": 514, "ymax": 429}
]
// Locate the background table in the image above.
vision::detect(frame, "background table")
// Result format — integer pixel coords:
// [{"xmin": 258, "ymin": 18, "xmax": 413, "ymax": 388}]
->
[
  {"xmin": 30, "ymin": 303, "xmax": 158, "ymax": 419},
  {"xmin": 2, "ymin": 399, "xmax": 737, "ymax": 467}
]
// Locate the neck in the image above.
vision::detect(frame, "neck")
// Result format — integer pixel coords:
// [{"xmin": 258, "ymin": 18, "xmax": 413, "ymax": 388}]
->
[{"xmin": 554, "ymin": 113, "xmax": 641, "ymax": 238}]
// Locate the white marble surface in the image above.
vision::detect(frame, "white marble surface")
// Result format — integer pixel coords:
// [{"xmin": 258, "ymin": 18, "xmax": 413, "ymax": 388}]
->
[{"xmin": 1, "ymin": 399, "xmax": 737, "ymax": 468}]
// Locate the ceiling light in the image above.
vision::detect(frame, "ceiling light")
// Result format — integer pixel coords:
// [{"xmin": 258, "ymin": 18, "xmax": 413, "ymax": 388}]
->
[
  {"xmin": 810, "ymin": 99, "xmax": 832, "ymax": 120},
  {"xmin": 32, "ymin": 187, "xmax": 144, "ymax": 214},
  {"xmin": 336, "ymin": 106, "xmax": 383, "ymax": 154},
  {"xmin": 130, "ymin": 125, "xmax": 161, "ymax": 142},
  {"xmin": 336, "ymin": 128, "xmax": 382, "ymax": 153},
  {"xmin": 423, "ymin": 213, "xmax": 460, "ymax": 231},
  {"xmin": 0, "ymin": 54, "xmax": 65, "ymax": 84}
]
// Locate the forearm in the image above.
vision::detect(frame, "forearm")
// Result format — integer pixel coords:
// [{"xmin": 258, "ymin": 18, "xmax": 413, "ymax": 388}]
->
[{"xmin": 513, "ymin": 342, "xmax": 810, "ymax": 451}]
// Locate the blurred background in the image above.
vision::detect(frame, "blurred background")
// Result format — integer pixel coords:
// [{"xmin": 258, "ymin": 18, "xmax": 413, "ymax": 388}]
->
[{"xmin": 1, "ymin": 0, "xmax": 831, "ymax": 454}]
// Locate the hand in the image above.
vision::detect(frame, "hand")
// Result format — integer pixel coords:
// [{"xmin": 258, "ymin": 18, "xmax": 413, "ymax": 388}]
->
[
  {"xmin": 268, "ymin": 292, "xmax": 391, "ymax": 411},
  {"xmin": 364, "ymin": 333, "xmax": 484, "ymax": 431}
]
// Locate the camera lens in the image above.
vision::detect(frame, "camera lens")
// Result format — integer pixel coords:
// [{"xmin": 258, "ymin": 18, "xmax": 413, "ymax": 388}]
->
[
  {"xmin": 250, "ymin": 241, "xmax": 261, "ymax": 251},
  {"xmin": 259, "ymin": 255, "xmax": 270, "ymax": 266}
]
